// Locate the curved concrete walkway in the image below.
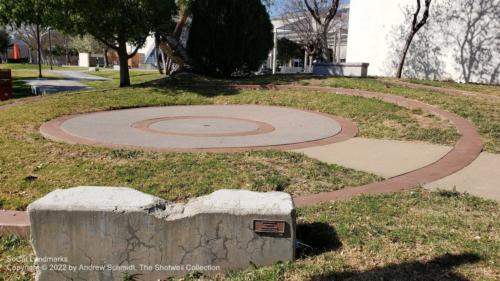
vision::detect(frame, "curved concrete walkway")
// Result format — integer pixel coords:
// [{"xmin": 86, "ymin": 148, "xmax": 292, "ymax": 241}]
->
[
  {"xmin": 425, "ymin": 152, "xmax": 500, "ymax": 200},
  {"xmin": 49, "ymin": 70, "xmax": 110, "ymax": 81},
  {"xmin": 293, "ymin": 138, "xmax": 453, "ymax": 178}
]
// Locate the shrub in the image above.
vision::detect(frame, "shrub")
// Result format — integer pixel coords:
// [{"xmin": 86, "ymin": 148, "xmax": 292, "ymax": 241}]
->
[{"xmin": 187, "ymin": 0, "xmax": 273, "ymax": 77}]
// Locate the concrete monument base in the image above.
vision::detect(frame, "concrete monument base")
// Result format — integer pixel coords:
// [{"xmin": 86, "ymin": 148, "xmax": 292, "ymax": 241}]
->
[
  {"xmin": 312, "ymin": 62, "xmax": 369, "ymax": 77},
  {"xmin": 28, "ymin": 187, "xmax": 295, "ymax": 281}
]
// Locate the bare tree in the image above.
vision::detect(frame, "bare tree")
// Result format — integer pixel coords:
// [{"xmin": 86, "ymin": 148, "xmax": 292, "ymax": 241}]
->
[
  {"xmin": 303, "ymin": 0, "xmax": 340, "ymax": 62},
  {"xmin": 10, "ymin": 24, "xmax": 46, "ymax": 63},
  {"xmin": 281, "ymin": 0, "xmax": 345, "ymax": 63},
  {"xmin": 396, "ymin": 0, "xmax": 432, "ymax": 78},
  {"xmin": 282, "ymin": 0, "xmax": 321, "ymax": 61}
]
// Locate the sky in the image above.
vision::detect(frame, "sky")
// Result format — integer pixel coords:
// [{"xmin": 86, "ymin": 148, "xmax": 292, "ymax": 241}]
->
[{"xmin": 270, "ymin": 0, "xmax": 350, "ymax": 17}]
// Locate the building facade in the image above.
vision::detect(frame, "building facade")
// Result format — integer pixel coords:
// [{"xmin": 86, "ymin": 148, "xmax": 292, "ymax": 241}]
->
[{"xmin": 347, "ymin": 0, "xmax": 500, "ymax": 84}]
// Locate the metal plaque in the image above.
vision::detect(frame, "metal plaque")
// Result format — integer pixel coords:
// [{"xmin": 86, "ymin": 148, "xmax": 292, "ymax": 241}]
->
[{"xmin": 253, "ymin": 220, "xmax": 285, "ymax": 235}]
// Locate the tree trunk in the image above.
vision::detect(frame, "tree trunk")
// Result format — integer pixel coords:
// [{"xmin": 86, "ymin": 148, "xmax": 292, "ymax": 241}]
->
[
  {"xmin": 320, "ymin": 29, "xmax": 329, "ymax": 62},
  {"xmin": 64, "ymin": 36, "xmax": 69, "ymax": 65},
  {"xmin": 104, "ymin": 48, "xmax": 109, "ymax": 67},
  {"xmin": 154, "ymin": 35, "xmax": 164, "ymax": 74},
  {"xmin": 36, "ymin": 24, "xmax": 42, "ymax": 78},
  {"xmin": 396, "ymin": 32, "xmax": 416, "ymax": 78},
  {"xmin": 160, "ymin": 48, "xmax": 167, "ymax": 74},
  {"xmin": 174, "ymin": 13, "xmax": 189, "ymax": 40},
  {"xmin": 117, "ymin": 44, "xmax": 130, "ymax": 87}
]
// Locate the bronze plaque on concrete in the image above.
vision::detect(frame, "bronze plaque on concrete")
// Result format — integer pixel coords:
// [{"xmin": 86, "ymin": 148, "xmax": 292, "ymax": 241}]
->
[{"xmin": 253, "ymin": 219, "xmax": 285, "ymax": 235}]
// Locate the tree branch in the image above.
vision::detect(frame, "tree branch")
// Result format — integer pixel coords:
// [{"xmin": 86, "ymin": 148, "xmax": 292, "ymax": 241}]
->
[{"xmin": 304, "ymin": 0, "xmax": 321, "ymax": 24}]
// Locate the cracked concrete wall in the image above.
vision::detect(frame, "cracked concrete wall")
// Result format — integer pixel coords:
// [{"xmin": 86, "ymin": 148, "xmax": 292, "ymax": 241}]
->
[{"xmin": 28, "ymin": 187, "xmax": 295, "ymax": 281}]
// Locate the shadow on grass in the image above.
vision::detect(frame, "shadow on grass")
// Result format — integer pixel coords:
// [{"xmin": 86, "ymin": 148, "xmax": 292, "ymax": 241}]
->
[
  {"xmin": 313, "ymin": 253, "xmax": 481, "ymax": 281},
  {"xmin": 296, "ymin": 222, "xmax": 342, "ymax": 258},
  {"xmin": 140, "ymin": 73, "xmax": 383, "ymax": 98}
]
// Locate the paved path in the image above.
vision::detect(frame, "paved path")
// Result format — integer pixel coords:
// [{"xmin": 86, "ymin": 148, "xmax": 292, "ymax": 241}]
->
[
  {"xmin": 425, "ymin": 152, "xmax": 500, "ymax": 200},
  {"xmin": 49, "ymin": 70, "xmax": 110, "ymax": 81},
  {"xmin": 24, "ymin": 79, "xmax": 91, "ymax": 94},
  {"xmin": 0, "ymin": 210, "xmax": 29, "ymax": 237},
  {"xmin": 293, "ymin": 138, "xmax": 453, "ymax": 178},
  {"xmin": 24, "ymin": 70, "xmax": 109, "ymax": 95}
]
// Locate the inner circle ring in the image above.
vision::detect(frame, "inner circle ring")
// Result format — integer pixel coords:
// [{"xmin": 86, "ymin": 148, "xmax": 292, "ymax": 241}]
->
[{"xmin": 131, "ymin": 116, "xmax": 276, "ymax": 137}]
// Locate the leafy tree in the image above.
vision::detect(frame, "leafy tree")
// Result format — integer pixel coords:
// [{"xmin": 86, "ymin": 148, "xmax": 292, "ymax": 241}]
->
[
  {"xmin": 48, "ymin": 0, "xmax": 177, "ymax": 87},
  {"xmin": 277, "ymin": 38, "xmax": 303, "ymax": 66},
  {"xmin": 0, "ymin": 0, "xmax": 51, "ymax": 77},
  {"xmin": 156, "ymin": 0, "xmax": 274, "ymax": 76},
  {"xmin": 187, "ymin": 0, "xmax": 273, "ymax": 77},
  {"xmin": 0, "ymin": 26, "xmax": 11, "ymax": 61},
  {"xmin": 69, "ymin": 35, "xmax": 104, "ymax": 55}
]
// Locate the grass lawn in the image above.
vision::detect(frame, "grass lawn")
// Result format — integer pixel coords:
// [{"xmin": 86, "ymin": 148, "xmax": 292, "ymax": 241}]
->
[
  {"xmin": 289, "ymin": 76, "xmax": 500, "ymax": 153},
  {"xmin": 1, "ymin": 189, "xmax": 498, "ymax": 281},
  {"xmin": 81, "ymin": 69, "xmax": 164, "ymax": 89},
  {"xmin": 0, "ymin": 64, "xmax": 163, "ymax": 103},
  {"xmin": 0, "ymin": 66, "xmax": 498, "ymax": 280},
  {"xmin": 404, "ymin": 78, "xmax": 500, "ymax": 97},
  {"xmin": 0, "ymin": 72, "xmax": 461, "ymax": 209}
]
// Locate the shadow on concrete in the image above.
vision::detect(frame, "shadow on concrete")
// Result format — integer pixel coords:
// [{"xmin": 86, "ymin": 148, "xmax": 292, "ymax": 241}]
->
[
  {"xmin": 296, "ymin": 222, "xmax": 342, "ymax": 258},
  {"xmin": 312, "ymin": 253, "xmax": 481, "ymax": 281}
]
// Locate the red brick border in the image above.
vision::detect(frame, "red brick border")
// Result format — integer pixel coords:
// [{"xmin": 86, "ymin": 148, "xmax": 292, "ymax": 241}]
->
[{"xmin": 0, "ymin": 84, "xmax": 484, "ymax": 237}]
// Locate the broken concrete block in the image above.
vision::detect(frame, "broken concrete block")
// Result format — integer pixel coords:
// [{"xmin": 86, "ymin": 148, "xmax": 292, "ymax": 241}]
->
[{"xmin": 28, "ymin": 187, "xmax": 295, "ymax": 280}]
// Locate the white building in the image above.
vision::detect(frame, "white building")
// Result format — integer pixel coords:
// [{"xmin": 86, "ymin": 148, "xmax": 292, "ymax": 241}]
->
[{"xmin": 347, "ymin": 0, "xmax": 500, "ymax": 84}]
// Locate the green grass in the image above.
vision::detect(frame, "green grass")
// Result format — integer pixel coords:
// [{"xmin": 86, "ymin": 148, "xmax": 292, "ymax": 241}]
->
[
  {"xmin": 81, "ymin": 69, "xmax": 165, "ymax": 89},
  {"xmin": 405, "ymin": 78, "xmax": 500, "ymax": 97},
  {"xmin": 0, "ymin": 64, "xmax": 63, "ymax": 100},
  {"xmin": 2, "ymin": 190, "xmax": 498, "ymax": 281},
  {"xmin": 296, "ymin": 76, "xmax": 500, "ymax": 153},
  {"xmin": 0, "ymin": 63, "xmax": 162, "ymax": 102},
  {"xmin": 0, "ymin": 82, "xmax": 460, "ymax": 209},
  {"xmin": 0, "ymin": 66, "xmax": 498, "ymax": 280}
]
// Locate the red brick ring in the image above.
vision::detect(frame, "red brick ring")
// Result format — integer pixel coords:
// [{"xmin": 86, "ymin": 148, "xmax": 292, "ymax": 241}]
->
[{"xmin": 232, "ymin": 84, "xmax": 483, "ymax": 207}]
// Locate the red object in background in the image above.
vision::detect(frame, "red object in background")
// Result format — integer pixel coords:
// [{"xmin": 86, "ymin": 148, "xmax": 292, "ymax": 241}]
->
[
  {"xmin": 0, "ymin": 69, "xmax": 13, "ymax": 101},
  {"xmin": 12, "ymin": 43, "xmax": 21, "ymax": 60}
]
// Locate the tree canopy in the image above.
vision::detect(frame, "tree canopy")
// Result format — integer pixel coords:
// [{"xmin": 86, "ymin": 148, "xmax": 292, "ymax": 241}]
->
[
  {"xmin": 47, "ymin": 0, "xmax": 177, "ymax": 87},
  {"xmin": 0, "ymin": 26, "xmax": 11, "ymax": 60},
  {"xmin": 187, "ymin": 0, "xmax": 273, "ymax": 77},
  {"xmin": 0, "ymin": 0, "xmax": 52, "ymax": 77}
]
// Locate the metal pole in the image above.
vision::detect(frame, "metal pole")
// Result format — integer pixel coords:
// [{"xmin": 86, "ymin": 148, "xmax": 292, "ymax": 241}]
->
[
  {"xmin": 272, "ymin": 26, "xmax": 277, "ymax": 75},
  {"xmin": 48, "ymin": 29, "xmax": 53, "ymax": 70},
  {"xmin": 304, "ymin": 50, "xmax": 308, "ymax": 73}
]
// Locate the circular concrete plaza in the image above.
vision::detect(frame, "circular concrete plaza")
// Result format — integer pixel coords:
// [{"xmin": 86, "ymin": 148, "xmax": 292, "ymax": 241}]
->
[{"xmin": 40, "ymin": 105, "xmax": 353, "ymax": 152}]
